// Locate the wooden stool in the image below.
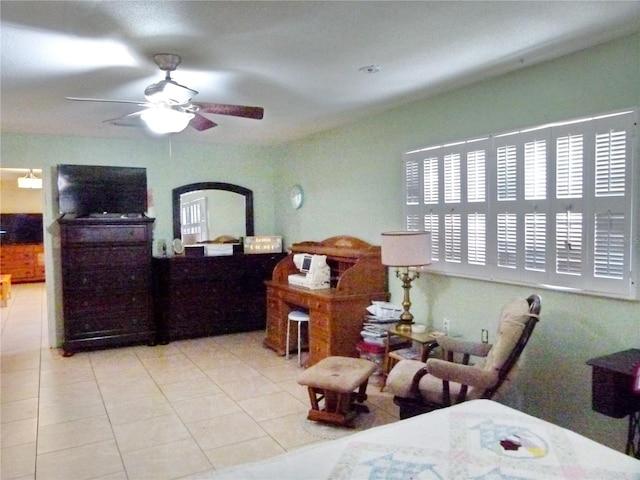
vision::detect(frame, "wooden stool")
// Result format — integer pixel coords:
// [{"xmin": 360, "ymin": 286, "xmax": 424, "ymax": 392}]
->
[
  {"xmin": 297, "ymin": 356, "xmax": 376, "ymax": 427},
  {"xmin": 0, "ymin": 274, "xmax": 12, "ymax": 307}
]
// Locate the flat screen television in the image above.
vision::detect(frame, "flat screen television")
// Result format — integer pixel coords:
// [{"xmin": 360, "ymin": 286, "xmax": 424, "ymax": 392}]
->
[
  {"xmin": 0, "ymin": 213, "xmax": 44, "ymax": 244},
  {"xmin": 57, "ymin": 164, "xmax": 147, "ymax": 217}
]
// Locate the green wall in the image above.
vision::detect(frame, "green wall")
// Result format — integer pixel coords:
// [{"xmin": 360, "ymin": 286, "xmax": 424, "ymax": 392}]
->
[
  {"xmin": 274, "ymin": 33, "xmax": 640, "ymax": 451},
  {"xmin": 0, "ymin": 135, "xmax": 283, "ymax": 357},
  {"xmin": 1, "ymin": 33, "xmax": 638, "ymax": 451}
]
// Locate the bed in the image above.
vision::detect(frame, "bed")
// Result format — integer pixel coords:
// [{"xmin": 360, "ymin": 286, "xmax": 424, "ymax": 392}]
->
[{"xmin": 205, "ymin": 399, "xmax": 640, "ymax": 479}]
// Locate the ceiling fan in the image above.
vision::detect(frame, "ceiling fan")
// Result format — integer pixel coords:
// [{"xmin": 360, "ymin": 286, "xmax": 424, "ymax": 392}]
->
[{"xmin": 66, "ymin": 53, "xmax": 264, "ymax": 134}]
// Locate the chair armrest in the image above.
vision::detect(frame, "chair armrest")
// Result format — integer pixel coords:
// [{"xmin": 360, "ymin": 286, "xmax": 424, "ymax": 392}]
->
[
  {"xmin": 436, "ymin": 336, "xmax": 492, "ymax": 357},
  {"xmin": 385, "ymin": 359, "xmax": 428, "ymax": 398},
  {"xmin": 425, "ymin": 358, "xmax": 498, "ymax": 389}
]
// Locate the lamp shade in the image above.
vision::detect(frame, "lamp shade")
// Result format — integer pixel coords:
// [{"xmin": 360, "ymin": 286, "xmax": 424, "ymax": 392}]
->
[
  {"xmin": 17, "ymin": 170, "xmax": 43, "ymax": 189},
  {"xmin": 141, "ymin": 107, "xmax": 194, "ymax": 134},
  {"xmin": 381, "ymin": 231, "xmax": 431, "ymax": 267}
]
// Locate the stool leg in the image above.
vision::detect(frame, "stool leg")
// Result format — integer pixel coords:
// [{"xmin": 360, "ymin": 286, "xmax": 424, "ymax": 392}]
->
[
  {"xmin": 286, "ymin": 319, "xmax": 291, "ymax": 360},
  {"xmin": 297, "ymin": 321, "xmax": 302, "ymax": 367}
]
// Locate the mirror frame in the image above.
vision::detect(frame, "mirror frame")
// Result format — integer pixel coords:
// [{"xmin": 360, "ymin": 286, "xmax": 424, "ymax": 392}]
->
[{"xmin": 172, "ymin": 182, "xmax": 254, "ymax": 240}]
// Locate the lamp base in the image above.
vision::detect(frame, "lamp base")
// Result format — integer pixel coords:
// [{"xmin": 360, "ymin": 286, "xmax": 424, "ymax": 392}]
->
[
  {"xmin": 396, "ymin": 312, "xmax": 414, "ymax": 331},
  {"xmin": 396, "ymin": 321, "xmax": 413, "ymax": 332},
  {"xmin": 394, "ymin": 267, "xmax": 418, "ymax": 332}
]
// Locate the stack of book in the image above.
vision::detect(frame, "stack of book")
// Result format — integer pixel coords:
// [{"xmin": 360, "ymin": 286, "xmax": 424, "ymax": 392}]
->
[
  {"xmin": 360, "ymin": 323, "xmax": 407, "ymax": 348},
  {"xmin": 361, "ymin": 301, "xmax": 406, "ymax": 347}
]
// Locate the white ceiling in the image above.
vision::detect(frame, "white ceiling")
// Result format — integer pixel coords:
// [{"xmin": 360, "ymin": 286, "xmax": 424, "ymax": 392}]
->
[{"xmin": 2, "ymin": 1, "xmax": 639, "ymax": 146}]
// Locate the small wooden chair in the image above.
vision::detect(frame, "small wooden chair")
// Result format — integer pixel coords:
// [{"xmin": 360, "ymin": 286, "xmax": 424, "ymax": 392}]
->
[{"xmin": 297, "ymin": 356, "xmax": 376, "ymax": 427}]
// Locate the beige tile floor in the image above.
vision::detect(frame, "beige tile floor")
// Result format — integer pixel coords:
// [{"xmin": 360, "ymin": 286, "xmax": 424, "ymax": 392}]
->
[{"xmin": 1, "ymin": 282, "xmax": 399, "ymax": 480}]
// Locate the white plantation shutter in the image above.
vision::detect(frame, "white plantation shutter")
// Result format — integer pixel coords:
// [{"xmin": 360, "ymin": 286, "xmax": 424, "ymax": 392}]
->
[
  {"xmin": 444, "ymin": 213, "xmax": 462, "ymax": 263},
  {"xmin": 424, "ymin": 213, "xmax": 440, "ymax": 261},
  {"xmin": 444, "ymin": 153, "xmax": 461, "ymax": 203},
  {"xmin": 467, "ymin": 213, "xmax": 486, "ymax": 265},
  {"xmin": 406, "ymin": 214, "xmax": 421, "ymax": 232},
  {"xmin": 555, "ymin": 211, "xmax": 583, "ymax": 275},
  {"xmin": 497, "ymin": 213, "xmax": 517, "ymax": 268},
  {"xmin": 594, "ymin": 212, "xmax": 625, "ymax": 279},
  {"xmin": 525, "ymin": 140, "xmax": 547, "ymax": 200},
  {"xmin": 496, "ymin": 143, "xmax": 517, "ymax": 201},
  {"xmin": 406, "ymin": 159, "xmax": 420, "ymax": 205},
  {"xmin": 467, "ymin": 150, "xmax": 486, "ymax": 202},
  {"xmin": 403, "ymin": 109, "xmax": 637, "ymax": 299},
  {"xmin": 525, "ymin": 213, "xmax": 546, "ymax": 272},
  {"xmin": 556, "ymin": 134, "xmax": 584, "ymax": 199},
  {"xmin": 595, "ymin": 129, "xmax": 626, "ymax": 197},
  {"xmin": 423, "ymin": 157, "xmax": 439, "ymax": 204}
]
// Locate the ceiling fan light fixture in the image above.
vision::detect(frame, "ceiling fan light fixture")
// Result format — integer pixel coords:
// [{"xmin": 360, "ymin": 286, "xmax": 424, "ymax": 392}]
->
[
  {"xmin": 17, "ymin": 169, "xmax": 43, "ymax": 189},
  {"xmin": 144, "ymin": 80, "xmax": 197, "ymax": 105},
  {"xmin": 141, "ymin": 107, "xmax": 194, "ymax": 134}
]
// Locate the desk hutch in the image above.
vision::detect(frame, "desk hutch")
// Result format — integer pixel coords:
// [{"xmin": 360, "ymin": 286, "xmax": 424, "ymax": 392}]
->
[{"xmin": 264, "ymin": 236, "xmax": 388, "ymax": 367}]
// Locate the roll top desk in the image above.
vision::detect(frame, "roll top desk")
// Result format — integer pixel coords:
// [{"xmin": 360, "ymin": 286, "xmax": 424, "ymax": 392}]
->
[{"xmin": 264, "ymin": 236, "xmax": 388, "ymax": 366}]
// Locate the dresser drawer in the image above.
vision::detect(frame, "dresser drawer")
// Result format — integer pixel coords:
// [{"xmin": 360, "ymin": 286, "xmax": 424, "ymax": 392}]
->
[
  {"xmin": 309, "ymin": 338, "xmax": 329, "ymax": 364},
  {"xmin": 2, "ymin": 250, "xmax": 32, "ymax": 262},
  {"xmin": 63, "ymin": 246, "xmax": 150, "ymax": 268},
  {"xmin": 65, "ymin": 267, "xmax": 149, "ymax": 293},
  {"xmin": 311, "ymin": 313, "xmax": 330, "ymax": 337},
  {"xmin": 3, "ymin": 267, "xmax": 34, "ymax": 281},
  {"xmin": 2, "ymin": 257, "xmax": 33, "ymax": 269},
  {"xmin": 63, "ymin": 224, "xmax": 149, "ymax": 244},
  {"xmin": 167, "ymin": 258, "xmax": 235, "ymax": 281},
  {"xmin": 64, "ymin": 291, "xmax": 149, "ymax": 315},
  {"xmin": 65, "ymin": 308, "xmax": 151, "ymax": 339}
]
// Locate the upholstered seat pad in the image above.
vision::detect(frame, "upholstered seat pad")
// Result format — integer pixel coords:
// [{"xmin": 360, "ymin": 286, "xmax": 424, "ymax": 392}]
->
[
  {"xmin": 385, "ymin": 359, "xmax": 486, "ymax": 403},
  {"xmin": 297, "ymin": 356, "xmax": 376, "ymax": 393}
]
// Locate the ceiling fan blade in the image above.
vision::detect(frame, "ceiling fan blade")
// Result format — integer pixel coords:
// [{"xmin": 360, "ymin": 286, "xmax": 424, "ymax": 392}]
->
[
  {"xmin": 103, "ymin": 110, "xmax": 145, "ymax": 128},
  {"xmin": 66, "ymin": 96, "xmax": 150, "ymax": 107},
  {"xmin": 192, "ymin": 102, "xmax": 264, "ymax": 120},
  {"xmin": 189, "ymin": 113, "xmax": 217, "ymax": 131}
]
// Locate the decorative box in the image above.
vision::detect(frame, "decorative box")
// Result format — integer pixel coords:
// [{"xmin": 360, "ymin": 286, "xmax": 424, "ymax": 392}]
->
[{"xmin": 243, "ymin": 236, "xmax": 283, "ymax": 254}]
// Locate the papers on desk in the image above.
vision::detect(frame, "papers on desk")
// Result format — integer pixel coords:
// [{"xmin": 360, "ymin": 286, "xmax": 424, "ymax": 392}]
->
[
  {"xmin": 361, "ymin": 301, "xmax": 405, "ymax": 347},
  {"xmin": 366, "ymin": 301, "xmax": 402, "ymax": 320},
  {"xmin": 360, "ymin": 324, "xmax": 407, "ymax": 347}
]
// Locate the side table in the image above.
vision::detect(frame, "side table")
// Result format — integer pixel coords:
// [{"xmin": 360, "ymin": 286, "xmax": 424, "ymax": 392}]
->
[
  {"xmin": 380, "ymin": 324, "xmax": 440, "ymax": 391},
  {"xmin": 586, "ymin": 349, "xmax": 640, "ymax": 458}
]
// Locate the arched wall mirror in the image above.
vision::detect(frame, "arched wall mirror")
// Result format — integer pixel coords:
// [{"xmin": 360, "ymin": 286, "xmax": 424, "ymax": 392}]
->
[{"xmin": 172, "ymin": 182, "xmax": 254, "ymax": 245}]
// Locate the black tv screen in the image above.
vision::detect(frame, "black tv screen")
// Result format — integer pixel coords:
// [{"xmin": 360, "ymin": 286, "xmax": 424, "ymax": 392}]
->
[
  {"xmin": 57, "ymin": 165, "xmax": 147, "ymax": 216},
  {"xmin": 0, "ymin": 214, "xmax": 44, "ymax": 244}
]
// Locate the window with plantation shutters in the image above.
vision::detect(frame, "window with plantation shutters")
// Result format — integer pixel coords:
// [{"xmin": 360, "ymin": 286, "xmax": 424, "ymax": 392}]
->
[{"xmin": 403, "ymin": 109, "xmax": 638, "ymax": 299}]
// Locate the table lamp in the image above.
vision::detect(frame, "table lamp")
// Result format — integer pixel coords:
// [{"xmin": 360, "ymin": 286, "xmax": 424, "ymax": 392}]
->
[{"xmin": 381, "ymin": 231, "xmax": 432, "ymax": 329}]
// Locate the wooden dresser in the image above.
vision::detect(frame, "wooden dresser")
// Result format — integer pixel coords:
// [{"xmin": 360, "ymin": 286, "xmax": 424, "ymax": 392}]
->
[
  {"xmin": 264, "ymin": 236, "xmax": 388, "ymax": 366},
  {"xmin": 59, "ymin": 217, "xmax": 155, "ymax": 355},
  {"xmin": 0, "ymin": 244, "xmax": 45, "ymax": 283},
  {"xmin": 153, "ymin": 253, "xmax": 286, "ymax": 343}
]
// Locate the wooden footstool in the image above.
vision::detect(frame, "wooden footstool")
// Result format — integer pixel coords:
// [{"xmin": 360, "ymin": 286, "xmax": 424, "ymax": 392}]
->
[
  {"xmin": 0, "ymin": 274, "xmax": 12, "ymax": 307},
  {"xmin": 297, "ymin": 356, "xmax": 376, "ymax": 427}
]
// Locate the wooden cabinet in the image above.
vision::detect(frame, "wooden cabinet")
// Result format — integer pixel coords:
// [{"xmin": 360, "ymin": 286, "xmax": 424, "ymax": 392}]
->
[
  {"xmin": 59, "ymin": 217, "xmax": 155, "ymax": 355},
  {"xmin": 0, "ymin": 244, "xmax": 45, "ymax": 282},
  {"xmin": 264, "ymin": 236, "xmax": 388, "ymax": 366},
  {"xmin": 153, "ymin": 253, "xmax": 286, "ymax": 343}
]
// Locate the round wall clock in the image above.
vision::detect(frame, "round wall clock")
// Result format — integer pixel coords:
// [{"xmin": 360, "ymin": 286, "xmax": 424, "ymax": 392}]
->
[
  {"xmin": 172, "ymin": 238, "xmax": 184, "ymax": 255},
  {"xmin": 289, "ymin": 184, "xmax": 304, "ymax": 209}
]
